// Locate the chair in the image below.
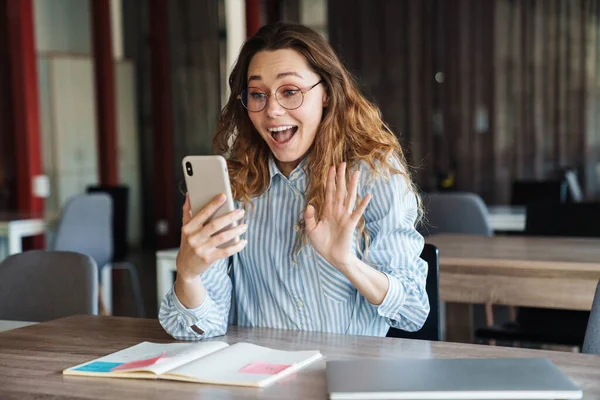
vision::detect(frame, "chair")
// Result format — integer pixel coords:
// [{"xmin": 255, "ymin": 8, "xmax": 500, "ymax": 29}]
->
[
  {"xmin": 52, "ymin": 193, "xmax": 145, "ymax": 317},
  {"xmin": 387, "ymin": 244, "xmax": 440, "ymax": 341},
  {"xmin": 418, "ymin": 193, "xmax": 493, "ymax": 335},
  {"xmin": 583, "ymin": 280, "xmax": 600, "ymax": 355},
  {"xmin": 563, "ymin": 169, "xmax": 584, "ymax": 203},
  {"xmin": 87, "ymin": 185, "xmax": 130, "ymax": 260},
  {"xmin": 0, "ymin": 250, "xmax": 98, "ymax": 321},
  {"xmin": 510, "ymin": 179, "xmax": 567, "ymax": 206},
  {"xmin": 475, "ymin": 202, "xmax": 600, "ymax": 348},
  {"xmin": 419, "ymin": 192, "xmax": 493, "ymax": 237}
]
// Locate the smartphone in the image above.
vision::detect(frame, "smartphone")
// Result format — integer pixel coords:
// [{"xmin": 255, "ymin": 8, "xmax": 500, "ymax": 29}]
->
[{"xmin": 182, "ymin": 155, "xmax": 239, "ymax": 248}]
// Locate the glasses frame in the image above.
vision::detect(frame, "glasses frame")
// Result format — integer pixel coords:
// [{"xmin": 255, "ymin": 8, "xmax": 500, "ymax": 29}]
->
[{"xmin": 237, "ymin": 80, "xmax": 323, "ymax": 112}]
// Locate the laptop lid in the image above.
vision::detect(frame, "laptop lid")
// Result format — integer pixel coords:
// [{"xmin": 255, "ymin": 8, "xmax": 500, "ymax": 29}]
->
[{"xmin": 326, "ymin": 358, "xmax": 583, "ymax": 400}]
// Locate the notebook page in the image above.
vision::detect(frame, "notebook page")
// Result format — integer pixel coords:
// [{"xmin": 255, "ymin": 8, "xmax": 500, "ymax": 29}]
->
[
  {"xmin": 164, "ymin": 342, "xmax": 323, "ymax": 387},
  {"xmin": 65, "ymin": 341, "xmax": 229, "ymax": 376}
]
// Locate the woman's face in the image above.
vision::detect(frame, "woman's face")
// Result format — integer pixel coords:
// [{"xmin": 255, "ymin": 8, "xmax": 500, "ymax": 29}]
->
[{"xmin": 246, "ymin": 49, "xmax": 327, "ymax": 176}]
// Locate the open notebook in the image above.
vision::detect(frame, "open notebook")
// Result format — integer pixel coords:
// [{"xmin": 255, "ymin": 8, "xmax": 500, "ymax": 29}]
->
[{"xmin": 63, "ymin": 341, "xmax": 322, "ymax": 388}]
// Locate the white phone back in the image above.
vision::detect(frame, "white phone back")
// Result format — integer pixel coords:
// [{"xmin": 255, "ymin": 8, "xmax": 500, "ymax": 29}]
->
[{"xmin": 182, "ymin": 156, "xmax": 238, "ymax": 245}]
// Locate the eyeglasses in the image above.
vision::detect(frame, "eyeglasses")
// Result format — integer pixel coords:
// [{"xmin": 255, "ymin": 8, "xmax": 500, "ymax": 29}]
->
[{"xmin": 237, "ymin": 80, "xmax": 323, "ymax": 112}]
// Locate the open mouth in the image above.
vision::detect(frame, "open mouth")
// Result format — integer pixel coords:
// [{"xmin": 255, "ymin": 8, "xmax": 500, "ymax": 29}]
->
[{"xmin": 268, "ymin": 125, "xmax": 298, "ymax": 145}]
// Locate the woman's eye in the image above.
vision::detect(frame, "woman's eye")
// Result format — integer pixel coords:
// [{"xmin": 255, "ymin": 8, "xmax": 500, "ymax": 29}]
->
[
  {"xmin": 249, "ymin": 92, "xmax": 266, "ymax": 99},
  {"xmin": 282, "ymin": 90, "xmax": 299, "ymax": 97}
]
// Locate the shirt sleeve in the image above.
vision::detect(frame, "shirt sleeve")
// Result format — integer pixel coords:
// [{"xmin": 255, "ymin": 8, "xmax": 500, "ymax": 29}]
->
[
  {"xmin": 158, "ymin": 257, "xmax": 232, "ymax": 340},
  {"xmin": 359, "ymin": 162, "xmax": 430, "ymax": 332}
]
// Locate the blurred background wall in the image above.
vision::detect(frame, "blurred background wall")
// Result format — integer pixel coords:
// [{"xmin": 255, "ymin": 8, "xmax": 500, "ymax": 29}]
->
[
  {"xmin": 330, "ymin": 0, "xmax": 600, "ymax": 204},
  {"xmin": 0, "ymin": 0, "xmax": 599, "ymax": 251}
]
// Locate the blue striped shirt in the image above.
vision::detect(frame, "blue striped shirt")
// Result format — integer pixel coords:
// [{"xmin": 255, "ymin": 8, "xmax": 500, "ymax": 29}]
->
[{"xmin": 159, "ymin": 156, "xmax": 429, "ymax": 340}]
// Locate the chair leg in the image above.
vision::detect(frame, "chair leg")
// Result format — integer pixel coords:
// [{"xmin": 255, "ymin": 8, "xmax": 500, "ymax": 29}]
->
[
  {"xmin": 114, "ymin": 262, "xmax": 145, "ymax": 318},
  {"xmin": 0, "ymin": 237, "xmax": 7, "ymax": 260},
  {"xmin": 507, "ymin": 305, "xmax": 517, "ymax": 321},
  {"xmin": 484, "ymin": 303, "xmax": 494, "ymax": 326},
  {"xmin": 484, "ymin": 303, "xmax": 496, "ymax": 346},
  {"xmin": 127, "ymin": 265, "xmax": 145, "ymax": 318},
  {"xmin": 101, "ymin": 265, "xmax": 113, "ymax": 315},
  {"xmin": 98, "ymin": 285, "xmax": 109, "ymax": 316}
]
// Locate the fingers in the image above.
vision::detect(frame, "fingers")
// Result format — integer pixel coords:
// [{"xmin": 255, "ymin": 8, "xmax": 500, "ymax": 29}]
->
[
  {"xmin": 211, "ymin": 238, "xmax": 248, "ymax": 261},
  {"xmin": 335, "ymin": 162, "xmax": 347, "ymax": 208},
  {"xmin": 182, "ymin": 194, "xmax": 227, "ymax": 235},
  {"xmin": 346, "ymin": 170, "xmax": 360, "ymax": 213},
  {"xmin": 350, "ymin": 193, "xmax": 372, "ymax": 224},
  {"xmin": 190, "ymin": 235, "xmax": 248, "ymax": 269},
  {"xmin": 324, "ymin": 165, "xmax": 336, "ymax": 213},
  {"xmin": 304, "ymin": 204, "xmax": 317, "ymax": 233},
  {"xmin": 188, "ymin": 208, "xmax": 245, "ymax": 244},
  {"xmin": 182, "ymin": 193, "xmax": 192, "ymax": 225},
  {"xmin": 203, "ymin": 223, "xmax": 248, "ymax": 249}
]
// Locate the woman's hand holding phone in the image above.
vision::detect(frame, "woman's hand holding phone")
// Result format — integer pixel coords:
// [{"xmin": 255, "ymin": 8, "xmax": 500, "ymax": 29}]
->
[{"xmin": 177, "ymin": 193, "xmax": 247, "ymax": 282}]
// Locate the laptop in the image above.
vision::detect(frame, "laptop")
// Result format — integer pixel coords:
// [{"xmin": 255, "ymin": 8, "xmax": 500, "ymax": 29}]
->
[{"xmin": 326, "ymin": 358, "xmax": 583, "ymax": 399}]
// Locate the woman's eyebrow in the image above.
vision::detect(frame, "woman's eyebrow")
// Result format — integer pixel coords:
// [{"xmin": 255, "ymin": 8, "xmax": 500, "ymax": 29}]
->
[
  {"xmin": 247, "ymin": 71, "xmax": 304, "ymax": 84},
  {"xmin": 276, "ymin": 71, "xmax": 304, "ymax": 80},
  {"xmin": 248, "ymin": 75, "xmax": 261, "ymax": 83}
]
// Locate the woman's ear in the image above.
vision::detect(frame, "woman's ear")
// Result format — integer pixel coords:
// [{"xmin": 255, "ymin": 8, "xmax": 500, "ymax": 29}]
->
[{"xmin": 322, "ymin": 92, "xmax": 329, "ymax": 108}]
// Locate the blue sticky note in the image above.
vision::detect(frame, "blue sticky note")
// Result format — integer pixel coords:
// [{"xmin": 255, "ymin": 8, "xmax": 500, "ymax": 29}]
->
[{"xmin": 74, "ymin": 361, "xmax": 124, "ymax": 373}]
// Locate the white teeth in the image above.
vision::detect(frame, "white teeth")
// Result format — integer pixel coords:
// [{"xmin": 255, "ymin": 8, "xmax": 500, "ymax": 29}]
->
[{"xmin": 267, "ymin": 125, "xmax": 295, "ymax": 132}]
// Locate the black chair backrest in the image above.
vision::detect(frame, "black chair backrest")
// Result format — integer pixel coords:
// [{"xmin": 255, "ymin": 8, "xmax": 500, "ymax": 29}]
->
[
  {"xmin": 511, "ymin": 179, "xmax": 567, "ymax": 206},
  {"xmin": 87, "ymin": 185, "xmax": 130, "ymax": 260},
  {"xmin": 387, "ymin": 244, "xmax": 440, "ymax": 341},
  {"xmin": 525, "ymin": 202, "xmax": 600, "ymax": 237},
  {"xmin": 519, "ymin": 202, "xmax": 599, "ymax": 338}
]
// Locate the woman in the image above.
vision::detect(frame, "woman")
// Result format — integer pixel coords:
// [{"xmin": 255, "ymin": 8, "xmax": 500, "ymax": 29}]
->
[{"xmin": 160, "ymin": 22, "xmax": 429, "ymax": 340}]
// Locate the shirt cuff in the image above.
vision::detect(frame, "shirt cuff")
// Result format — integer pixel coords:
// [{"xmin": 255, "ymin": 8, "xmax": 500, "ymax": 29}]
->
[
  {"xmin": 170, "ymin": 286, "xmax": 215, "ymax": 333},
  {"xmin": 376, "ymin": 273, "xmax": 407, "ymax": 321}
]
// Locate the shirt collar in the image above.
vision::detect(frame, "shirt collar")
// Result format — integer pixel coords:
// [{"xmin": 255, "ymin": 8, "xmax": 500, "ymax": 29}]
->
[
  {"xmin": 268, "ymin": 154, "xmax": 308, "ymax": 183},
  {"xmin": 268, "ymin": 155, "xmax": 280, "ymax": 180}
]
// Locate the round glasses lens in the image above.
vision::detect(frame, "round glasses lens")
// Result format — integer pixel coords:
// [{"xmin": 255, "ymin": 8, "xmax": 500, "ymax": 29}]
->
[
  {"xmin": 242, "ymin": 88, "xmax": 267, "ymax": 111},
  {"xmin": 276, "ymin": 85, "xmax": 303, "ymax": 110}
]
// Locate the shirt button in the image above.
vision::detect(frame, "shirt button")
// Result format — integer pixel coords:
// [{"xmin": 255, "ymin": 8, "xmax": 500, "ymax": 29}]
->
[
  {"xmin": 297, "ymin": 300, "xmax": 304, "ymax": 307},
  {"xmin": 293, "ymin": 225, "xmax": 300, "ymax": 232}
]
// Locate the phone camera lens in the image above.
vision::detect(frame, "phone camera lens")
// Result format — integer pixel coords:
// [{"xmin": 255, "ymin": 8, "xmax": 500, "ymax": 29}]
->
[{"xmin": 185, "ymin": 161, "xmax": 193, "ymax": 176}]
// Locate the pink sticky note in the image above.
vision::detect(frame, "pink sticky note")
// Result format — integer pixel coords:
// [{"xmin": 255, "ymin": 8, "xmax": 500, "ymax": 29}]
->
[
  {"xmin": 239, "ymin": 361, "xmax": 291, "ymax": 375},
  {"xmin": 111, "ymin": 352, "xmax": 165, "ymax": 371}
]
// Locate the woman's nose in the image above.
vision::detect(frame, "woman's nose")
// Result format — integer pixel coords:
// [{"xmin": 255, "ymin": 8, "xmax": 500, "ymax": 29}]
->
[{"xmin": 265, "ymin": 95, "xmax": 286, "ymax": 118}]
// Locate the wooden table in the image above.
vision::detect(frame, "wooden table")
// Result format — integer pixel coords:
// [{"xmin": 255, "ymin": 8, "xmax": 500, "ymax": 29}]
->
[
  {"xmin": 1, "ymin": 316, "xmax": 599, "ymax": 399},
  {"xmin": 427, "ymin": 234, "xmax": 600, "ymax": 342},
  {"xmin": 0, "ymin": 212, "xmax": 48, "ymax": 259}
]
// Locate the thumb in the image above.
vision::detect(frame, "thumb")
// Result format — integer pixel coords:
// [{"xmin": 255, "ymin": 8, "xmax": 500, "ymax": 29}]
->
[
  {"xmin": 182, "ymin": 193, "xmax": 192, "ymax": 225},
  {"xmin": 305, "ymin": 204, "xmax": 317, "ymax": 233}
]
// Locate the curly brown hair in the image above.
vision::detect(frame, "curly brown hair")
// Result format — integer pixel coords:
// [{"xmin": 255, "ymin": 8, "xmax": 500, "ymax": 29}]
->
[{"xmin": 213, "ymin": 22, "xmax": 421, "ymax": 253}]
